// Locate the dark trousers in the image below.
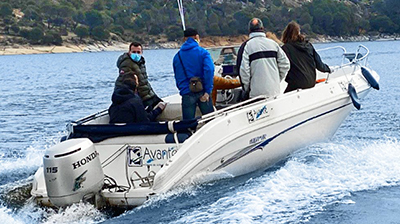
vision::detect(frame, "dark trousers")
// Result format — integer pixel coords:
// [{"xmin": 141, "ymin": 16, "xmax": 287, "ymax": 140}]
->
[{"xmin": 182, "ymin": 92, "xmax": 214, "ymax": 120}]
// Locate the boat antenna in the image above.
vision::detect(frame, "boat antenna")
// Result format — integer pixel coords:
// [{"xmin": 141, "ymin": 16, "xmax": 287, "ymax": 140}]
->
[{"xmin": 177, "ymin": 0, "xmax": 186, "ymax": 31}]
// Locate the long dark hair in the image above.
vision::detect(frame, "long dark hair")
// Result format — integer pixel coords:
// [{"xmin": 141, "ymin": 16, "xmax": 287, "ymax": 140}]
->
[{"xmin": 282, "ymin": 21, "xmax": 305, "ymax": 44}]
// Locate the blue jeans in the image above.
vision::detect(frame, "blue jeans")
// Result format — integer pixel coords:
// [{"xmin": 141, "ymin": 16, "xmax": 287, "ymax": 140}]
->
[{"xmin": 182, "ymin": 92, "xmax": 214, "ymax": 120}]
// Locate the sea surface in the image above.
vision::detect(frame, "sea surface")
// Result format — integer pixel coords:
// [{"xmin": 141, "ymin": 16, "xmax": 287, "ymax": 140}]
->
[{"xmin": 0, "ymin": 40, "xmax": 399, "ymax": 224}]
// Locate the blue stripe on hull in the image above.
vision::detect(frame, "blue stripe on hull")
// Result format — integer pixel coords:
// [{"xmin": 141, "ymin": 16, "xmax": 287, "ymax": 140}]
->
[{"xmin": 214, "ymin": 102, "xmax": 352, "ymax": 171}]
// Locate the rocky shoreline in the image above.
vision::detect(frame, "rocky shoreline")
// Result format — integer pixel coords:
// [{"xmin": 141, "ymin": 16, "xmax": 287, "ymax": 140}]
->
[{"xmin": 0, "ymin": 34, "xmax": 398, "ymax": 56}]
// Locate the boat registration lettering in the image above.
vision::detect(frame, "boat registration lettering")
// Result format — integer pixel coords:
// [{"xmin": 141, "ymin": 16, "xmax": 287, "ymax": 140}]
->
[
  {"xmin": 249, "ymin": 134, "xmax": 267, "ymax": 145},
  {"xmin": 127, "ymin": 146, "xmax": 177, "ymax": 167},
  {"xmin": 247, "ymin": 105, "xmax": 269, "ymax": 123}
]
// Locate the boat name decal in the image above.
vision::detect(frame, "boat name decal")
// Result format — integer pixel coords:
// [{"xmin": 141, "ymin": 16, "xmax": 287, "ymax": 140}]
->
[
  {"xmin": 72, "ymin": 151, "xmax": 99, "ymax": 170},
  {"xmin": 247, "ymin": 105, "xmax": 269, "ymax": 123},
  {"xmin": 249, "ymin": 134, "xmax": 267, "ymax": 145},
  {"xmin": 127, "ymin": 146, "xmax": 177, "ymax": 167}
]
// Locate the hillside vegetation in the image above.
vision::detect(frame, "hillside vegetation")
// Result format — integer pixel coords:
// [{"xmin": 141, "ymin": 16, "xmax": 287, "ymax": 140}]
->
[{"xmin": 0, "ymin": 0, "xmax": 399, "ymax": 46}]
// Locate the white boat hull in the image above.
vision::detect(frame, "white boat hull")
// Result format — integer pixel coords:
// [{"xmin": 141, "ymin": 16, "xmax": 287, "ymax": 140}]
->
[{"xmin": 31, "ymin": 45, "xmax": 379, "ymax": 208}]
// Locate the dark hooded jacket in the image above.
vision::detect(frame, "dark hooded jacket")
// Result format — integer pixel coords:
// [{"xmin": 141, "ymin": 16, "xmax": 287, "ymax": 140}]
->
[
  {"xmin": 282, "ymin": 41, "xmax": 330, "ymax": 92},
  {"xmin": 108, "ymin": 86, "xmax": 161, "ymax": 124},
  {"xmin": 115, "ymin": 53, "xmax": 160, "ymax": 107}
]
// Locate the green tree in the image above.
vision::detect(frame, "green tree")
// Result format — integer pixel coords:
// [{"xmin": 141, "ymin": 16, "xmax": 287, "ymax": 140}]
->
[
  {"xmin": 92, "ymin": 0, "xmax": 105, "ymax": 11},
  {"xmin": 41, "ymin": 32, "xmax": 63, "ymax": 46},
  {"xmin": 110, "ymin": 25, "xmax": 124, "ymax": 36},
  {"xmin": 165, "ymin": 25, "xmax": 182, "ymax": 41},
  {"xmin": 91, "ymin": 26, "xmax": 109, "ymax": 40},
  {"xmin": 370, "ymin": 15, "xmax": 397, "ymax": 33},
  {"xmin": 75, "ymin": 25, "xmax": 89, "ymax": 40},
  {"xmin": 28, "ymin": 27, "xmax": 44, "ymax": 44},
  {"xmin": 0, "ymin": 3, "xmax": 13, "ymax": 18},
  {"xmin": 23, "ymin": 6, "xmax": 41, "ymax": 21},
  {"xmin": 11, "ymin": 24, "xmax": 20, "ymax": 34},
  {"xmin": 20, "ymin": 28, "xmax": 30, "ymax": 38},
  {"xmin": 85, "ymin": 10, "xmax": 103, "ymax": 30}
]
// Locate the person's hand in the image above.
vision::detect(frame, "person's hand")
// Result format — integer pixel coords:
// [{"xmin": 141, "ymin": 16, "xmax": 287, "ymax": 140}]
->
[
  {"xmin": 155, "ymin": 102, "xmax": 167, "ymax": 110},
  {"xmin": 200, "ymin": 93, "xmax": 210, "ymax": 102}
]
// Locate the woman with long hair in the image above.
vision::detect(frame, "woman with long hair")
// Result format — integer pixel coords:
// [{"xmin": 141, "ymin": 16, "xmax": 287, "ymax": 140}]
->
[{"xmin": 281, "ymin": 21, "xmax": 331, "ymax": 93}]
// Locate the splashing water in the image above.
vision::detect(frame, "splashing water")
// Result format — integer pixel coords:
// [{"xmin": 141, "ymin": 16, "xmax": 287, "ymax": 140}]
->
[{"xmin": 171, "ymin": 138, "xmax": 400, "ymax": 224}]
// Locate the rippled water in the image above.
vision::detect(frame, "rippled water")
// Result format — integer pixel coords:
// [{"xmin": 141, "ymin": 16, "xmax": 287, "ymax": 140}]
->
[{"xmin": 0, "ymin": 41, "xmax": 398, "ymax": 223}]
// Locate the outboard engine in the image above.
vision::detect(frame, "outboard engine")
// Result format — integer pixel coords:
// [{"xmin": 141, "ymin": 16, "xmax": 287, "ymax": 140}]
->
[{"xmin": 43, "ymin": 138, "xmax": 104, "ymax": 207}]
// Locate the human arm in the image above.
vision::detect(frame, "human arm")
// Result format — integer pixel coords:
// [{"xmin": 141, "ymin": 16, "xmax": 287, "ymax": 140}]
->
[
  {"xmin": 313, "ymin": 47, "xmax": 331, "ymax": 73},
  {"xmin": 173, "ymin": 53, "xmax": 190, "ymax": 94},
  {"xmin": 236, "ymin": 42, "xmax": 251, "ymax": 96},
  {"xmin": 276, "ymin": 45, "xmax": 290, "ymax": 81},
  {"xmin": 202, "ymin": 50, "xmax": 215, "ymax": 95},
  {"xmin": 146, "ymin": 104, "xmax": 164, "ymax": 121}
]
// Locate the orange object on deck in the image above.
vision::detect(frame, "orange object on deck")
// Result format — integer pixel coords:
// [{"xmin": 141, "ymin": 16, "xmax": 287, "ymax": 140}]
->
[
  {"xmin": 316, "ymin": 78, "xmax": 326, "ymax": 83},
  {"xmin": 212, "ymin": 76, "xmax": 241, "ymax": 105}
]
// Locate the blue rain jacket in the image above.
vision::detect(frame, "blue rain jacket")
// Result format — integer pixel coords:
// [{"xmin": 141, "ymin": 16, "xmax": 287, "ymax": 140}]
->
[{"xmin": 173, "ymin": 38, "xmax": 214, "ymax": 95}]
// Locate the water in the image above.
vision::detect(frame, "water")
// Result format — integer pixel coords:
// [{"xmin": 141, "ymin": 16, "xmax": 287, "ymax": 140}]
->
[{"xmin": 0, "ymin": 41, "xmax": 398, "ymax": 223}]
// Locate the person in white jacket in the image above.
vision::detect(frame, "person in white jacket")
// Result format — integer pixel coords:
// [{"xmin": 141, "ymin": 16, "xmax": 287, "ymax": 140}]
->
[{"xmin": 237, "ymin": 18, "xmax": 290, "ymax": 99}]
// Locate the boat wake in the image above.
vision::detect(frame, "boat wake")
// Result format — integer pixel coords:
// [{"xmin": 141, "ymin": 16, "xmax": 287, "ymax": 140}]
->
[
  {"xmin": 169, "ymin": 138, "xmax": 400, "ymax": 224},
  {"xmin": 3, "ymin": 137, "xmax": 400, "ymax": 223}
]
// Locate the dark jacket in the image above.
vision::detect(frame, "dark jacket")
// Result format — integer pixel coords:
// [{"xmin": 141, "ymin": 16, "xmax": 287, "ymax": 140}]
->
[
  {"xmin": 282, "ymin": 41, "xmax": 330, "ymax": 92},
  {"xmin": 108, "ymin": 86, "xmax": 161, "ymax": 124},
  {"xmin": 115, "ymin": 53, "xmax": 159, "ymax": 106},
  {"xmin": 173, "ymin": 38, "xmax": 214, "ymax": 95}
]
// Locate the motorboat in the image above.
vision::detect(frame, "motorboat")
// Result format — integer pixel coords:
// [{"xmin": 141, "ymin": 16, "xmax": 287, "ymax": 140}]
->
[{"xmin": 31, "ymin": 44, "xmax": 379, "ymax": 208}]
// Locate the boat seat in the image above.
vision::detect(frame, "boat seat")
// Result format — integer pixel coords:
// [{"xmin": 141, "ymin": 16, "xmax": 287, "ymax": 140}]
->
[
  {"xmin": 95, "ymin": 132, "xmax": 191, "ymax": 144},
  {"xmin": 67, "ymin": 119, "xmax": 197, "ymax": 143}
]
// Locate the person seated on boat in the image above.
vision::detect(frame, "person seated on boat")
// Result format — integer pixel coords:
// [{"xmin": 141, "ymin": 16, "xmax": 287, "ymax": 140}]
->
[
  {"xmin": 115, "ymin": 42, "xmax": 162, "ymax": 111},
  {"xmin": 237, "ymin": 18, "xmax": 290, "ymax": 100},
  {"xmin": 108, "ymin": 75, "xmax": 167, "ymax": 123},
  {"xmin": 214, "ymin": 47, "xmax": 237, "ymax": 65},
  {"xmin": 173, "ymin": 27, "xmax": 214, "ymax": 120},
  {"xmin": 280, "ymin": 21, "xmax": 331, "ymax": 93}
]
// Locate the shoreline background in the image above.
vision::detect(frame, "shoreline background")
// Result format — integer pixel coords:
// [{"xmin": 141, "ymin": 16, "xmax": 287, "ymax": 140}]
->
[{"xmin": 0, "ymin": 34, "xmax": 398, "ymax": 56}]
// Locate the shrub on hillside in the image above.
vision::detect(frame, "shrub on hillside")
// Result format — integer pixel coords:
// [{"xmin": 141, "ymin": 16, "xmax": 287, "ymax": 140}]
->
[
  {"xmin": 0, "ymin": 3, "xmax": 13, "ymax": 18},
  {"xmin": 28, "ymin": 27, "xmax": 44, "ymax": 44},
  {"xmin": 91, "ymin": 26, "xmax": 110, "ymax": 41},
  {"xmin": 42, "ymin": 32, "xmax": 63, "ymax": 45},
  {"xmin": 75, "ymin": 26, "xmax": 89, "ymax": 40}
]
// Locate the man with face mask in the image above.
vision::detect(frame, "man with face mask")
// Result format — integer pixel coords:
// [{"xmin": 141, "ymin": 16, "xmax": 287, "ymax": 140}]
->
[{"xmin": 115, "ymin": 42, "xmax": 162, "ymax": 111}]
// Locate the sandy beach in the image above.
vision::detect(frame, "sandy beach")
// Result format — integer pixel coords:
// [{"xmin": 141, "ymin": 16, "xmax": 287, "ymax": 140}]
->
[
  {"xmin": 0, "ymin": 41, "xmax": 131, "ymax": 55},
  {"xmin": 0, "ymin": 35, "xmax": 248, "ymax": 56},
  {"xmin": 0, "ymin": 34, "xmax": 397, "ymax": 56}
]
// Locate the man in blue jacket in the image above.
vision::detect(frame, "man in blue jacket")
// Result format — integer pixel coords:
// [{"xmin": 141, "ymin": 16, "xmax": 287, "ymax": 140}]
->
[{"xmin": 173, "ymin": 28, "xmax": 214, "ymax": 120}]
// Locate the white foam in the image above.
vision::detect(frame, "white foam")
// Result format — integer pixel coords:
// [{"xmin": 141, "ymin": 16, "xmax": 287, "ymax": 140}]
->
[
  {"xmin": 173, "ymin": 138, "xmax": 400, "ymax": 223},
  {"xmin": 0, "ymin": 133, "xmax": 62, "ymax": 174},
  {"xmin": 41, "ymin": 202, "xmax": 105, "ymax": 224},
  {"xmin": 0, "ymin": 207, "xmax": 25, "ymax": 224}
]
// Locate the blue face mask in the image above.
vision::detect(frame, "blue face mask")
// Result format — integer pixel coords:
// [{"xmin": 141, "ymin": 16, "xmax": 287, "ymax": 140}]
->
[{"xmin": 130, "ymin": 53, "xmax": 142, "ymax": 62}]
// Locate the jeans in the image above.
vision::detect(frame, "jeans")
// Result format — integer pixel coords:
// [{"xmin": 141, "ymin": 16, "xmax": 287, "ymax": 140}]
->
[{"xmin": 182, "ymin": 92, "xmax": 214, "ymax": 120}]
